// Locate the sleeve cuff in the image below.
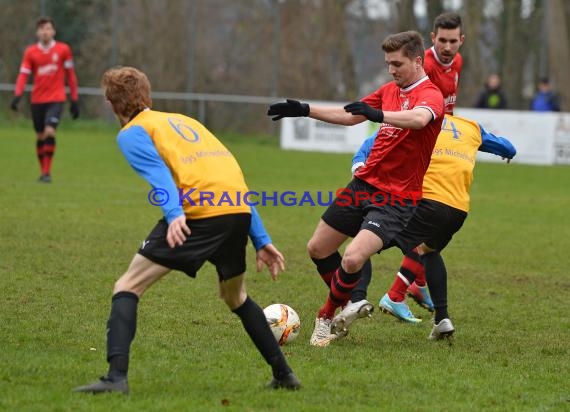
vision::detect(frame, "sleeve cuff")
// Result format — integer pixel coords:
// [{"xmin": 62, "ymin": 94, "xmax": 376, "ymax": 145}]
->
[
  {"xmin": 351, "ymin": 162, "xmax": 365, "ymax": 175},
  {"xmin": 165, "ymin": 208, "xmax": 185, "ymax": 224}
]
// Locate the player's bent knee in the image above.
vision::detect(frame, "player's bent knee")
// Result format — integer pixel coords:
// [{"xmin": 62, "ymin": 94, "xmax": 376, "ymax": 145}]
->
[
  {"xmin": 307, "ymin": 238, "xmax": 327, "ymax": 259},
  {"xmin": 341, "ymin": 251, "xmax": 366, "ymax": 274}
]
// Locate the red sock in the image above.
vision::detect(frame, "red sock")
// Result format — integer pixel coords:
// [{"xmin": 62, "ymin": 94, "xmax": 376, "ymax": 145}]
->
[
  {"xmin": 36, "ymin": 140, "xmax": 46, "ymax": 173},
  {"xmin": 43, "ymin": 137, "xmax": 55, "ymax": 175},
  {"xmin": 413, "ymin": 264, "xmax": 426, "ymax": 286},
  {"xmin": 318, "ymin": 298, "xmax": 337, "ymax": 320},
  {"xmin": 406, "ymin": 248, "xmax": 426, "ymax": 286},
  {"xmin": 319, "ymin": 270, "xmax": 335, "ymax": 288},
  {"xmin": 312, "ymin": 252, "xmax": 341, "ymax": 288},
  {"xmin": 318, "ymin": 267, "xmax": 360, "ymax": 319},
  {"xmin": 387, "ymin": 272, "xmax": 410, "ymax": 302}
]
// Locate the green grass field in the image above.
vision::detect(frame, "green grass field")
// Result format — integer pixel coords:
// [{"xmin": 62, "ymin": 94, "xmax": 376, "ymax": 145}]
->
[{"xmin": 1, "ymin": 119, "xmax": 569, "ymax": 411}]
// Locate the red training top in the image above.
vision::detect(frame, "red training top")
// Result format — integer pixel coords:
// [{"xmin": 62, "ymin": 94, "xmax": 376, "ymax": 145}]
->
[
  {"xmin": 424, "ymin": 46, "xmax": 463, "ymax": 114},
  {"xmin": 355, "ymin": 76, "xmax": 444, "ymax": 198},
  {"xmin": 14, "ymin": 40, "xmax": 78, "ymax": 104}
]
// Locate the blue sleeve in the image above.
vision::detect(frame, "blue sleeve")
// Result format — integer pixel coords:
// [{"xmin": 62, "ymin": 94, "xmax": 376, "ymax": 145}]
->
[
  {"xmin": 351, "ymin": 133, "xmax": 376, "ymax": 173},
  {"xmin": 478, "ymin": 123, "xmax": 517, "ymax": 159},
  {"xmin": 249, "ymin": 205, "xmax": 272, "ymax": 250},
  {"xmin": 117, "ymin": 125, "xmax": 184, "ymax": 224}
]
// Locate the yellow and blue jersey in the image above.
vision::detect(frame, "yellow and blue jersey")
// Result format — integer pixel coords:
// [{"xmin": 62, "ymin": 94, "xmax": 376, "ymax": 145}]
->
[
  {"xmin": 352, "ymin": 114, "xmax": 516, "ymax": 212},
  {"xmin": 117, "ymin": 109, "xmax": 270, "ymax": 249}
]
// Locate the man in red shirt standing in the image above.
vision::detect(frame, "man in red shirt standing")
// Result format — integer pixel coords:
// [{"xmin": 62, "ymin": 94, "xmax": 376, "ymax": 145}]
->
[
  {"xmin": 424, "ymin": 12, "xmax": 464, "ymax": 115},
  {"xmin": 11, "ymin": 16, "xmax": 79, "ymax": 183},
  {"xmin": 268, "ymin": 31, "xmax": 444, "ymax": 346}
]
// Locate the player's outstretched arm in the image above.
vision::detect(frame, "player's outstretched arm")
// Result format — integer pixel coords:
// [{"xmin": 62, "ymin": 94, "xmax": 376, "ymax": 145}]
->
[
  {"xmin": 268, "ymin": 99, "xmax": 363, "ymax": 125},
  {"xmin": 478, "ymin": 123, "xmax": 517, "ymax": 163},
  {"xmin": 267, "ymin": 99, "xmax": 309, "ymax": 121}
]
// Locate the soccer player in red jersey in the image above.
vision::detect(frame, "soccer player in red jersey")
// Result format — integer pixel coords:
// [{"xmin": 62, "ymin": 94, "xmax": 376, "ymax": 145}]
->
[
  {"xmin": 424, "ymin": 12, "xmax": 465, "ymax": 115},
  {"xmin": 268, "ymin": 31, "xmax": 444, "ymax": 346},
  {"xmin": 11, "ymin": 16, "xmax": 79, "ymax": 183},
  {"xmin": 345, "ymin": 13, "xmax": 467, "ymax": 325}
]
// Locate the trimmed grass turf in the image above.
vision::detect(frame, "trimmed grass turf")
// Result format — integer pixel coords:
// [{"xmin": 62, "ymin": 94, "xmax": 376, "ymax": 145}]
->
[{"xmin": 0, "ymin": 119, "xmax": 569, "ymax": 411}]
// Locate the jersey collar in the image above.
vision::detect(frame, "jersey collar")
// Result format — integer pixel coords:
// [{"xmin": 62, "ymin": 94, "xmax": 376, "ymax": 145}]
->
[
  {"xmin": 430, "ymin": 46, "xmax": 454, "ymax": 67},
  {"xmin": 401, "ymin": 75, "xmax": 430, "ymax": 92},
  {"xmin": 37, "ymin": 40, "xmax": 56, "ymax": 52}
]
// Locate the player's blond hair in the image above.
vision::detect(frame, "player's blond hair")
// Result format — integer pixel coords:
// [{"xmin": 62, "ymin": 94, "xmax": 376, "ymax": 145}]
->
[
  {"xmin": 101, "ymin": 67, "xmax": 152, "ymax": 119},
  {"xmin": 382, "ymin": 31, "xmax": 425, "ymax": 63}
]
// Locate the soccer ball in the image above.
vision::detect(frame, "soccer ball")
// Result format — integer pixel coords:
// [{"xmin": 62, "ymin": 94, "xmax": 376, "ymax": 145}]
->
[{"xmin": 263, "ymin": 304, "xmax": 301, "ymax": 345}]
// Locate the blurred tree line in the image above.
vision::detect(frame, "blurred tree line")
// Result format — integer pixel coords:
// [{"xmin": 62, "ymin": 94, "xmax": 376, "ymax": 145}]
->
[{"xmin": 1, "ymin": 0, "xmax": 569, "ymax": 133}]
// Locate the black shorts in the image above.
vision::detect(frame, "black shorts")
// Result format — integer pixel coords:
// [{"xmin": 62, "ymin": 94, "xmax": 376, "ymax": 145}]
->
[
  {"xmin": 321, "ymin": 178, "xmax": 417, "ymax": 246},
  {"xmin": 31, "ymin": 102, "xmax": 64, "ymax": 132},
  {"xmin": 138, "ymin": 213, "xmax": 251, "ymax": 281},
  {"xmin": 390, "ymin": 199, "xmax": 468, "ymax": 254}
]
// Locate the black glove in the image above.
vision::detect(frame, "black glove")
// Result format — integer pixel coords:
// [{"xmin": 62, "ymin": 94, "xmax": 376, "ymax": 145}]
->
[
  {"xmin": 70, "ymin": 100, "xmax": 80, "ymax": 119},
  {"xmin": 344, "ymin": 101, "xmax": 384, "ymax": 123},
  {"xmin": 10, "ymin": 96, "xmax": 21, "ymax": 112},
  {"xmin": 267, "ymin": 99, "xmax": 310, "ymax": 121}
]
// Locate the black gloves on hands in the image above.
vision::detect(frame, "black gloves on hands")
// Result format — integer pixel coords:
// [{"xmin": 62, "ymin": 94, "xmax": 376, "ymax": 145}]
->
[
  {"xmin": 267, "ymin": 99, "xmax": 310, "ymax": 121},
  {"xmin": 344, "ymin": 101, "xmax": 384, "ymax": 123},
  {"xmin": 10, "ymin": 96, "xmax": 21, "ymax": 111},
  {"xmin": 70, "ymin": 101, "xmax": 80, "ymax": 119}
]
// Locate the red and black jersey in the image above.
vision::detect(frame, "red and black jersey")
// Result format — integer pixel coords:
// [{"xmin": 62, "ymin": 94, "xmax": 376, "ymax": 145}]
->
[
  {"xmin": 355, "ymin": 77, "xmax": 444, "ymax": 198},
  {"xmin": 14, "ymin": 40, "xmax": 78, "ymax": 104},
  {"xmin": 424, "ymin": 47, "xmax": 462, "ymax": 114}
]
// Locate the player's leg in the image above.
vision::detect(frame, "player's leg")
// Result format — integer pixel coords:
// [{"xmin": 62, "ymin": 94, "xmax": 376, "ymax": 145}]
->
[
  {"xmin": 74, "ymin": 254, "xmax": 170, "ymax": 394},
  {"xmin": 215, "ymin": 214, "xmax": 300, "ymax": 389},
  {"xmin": 31, "ymin": 104, "xmax": 48, "ymax": 181},
  {"xmin": 328, "ymin": 229, "xmax": 382, "ymax": 335},
  {"xmin": 335, "ymin": 258, "xmax": 375, "ymax": 336},
  {"xmin": 307, "ymin": 219, "xmax": 347, "ymax": 286},
  {"xmin": 404, "ymin": 249, "xmax": 435, "ymax": 312},
  {"xmin": 220, "ymin": 276, "xmax": 300, "ymax": 390},
  {"xmin": 40, "ymin": 103, "xmax": 64, "ymax": 181},
  {"xmin": 419, "ymin": 246, "xmax": 453, "ymax": 339},
  {"xmin": 417, "ymin": 204, "xmax": 467, "ymax": 340},
  {"xmin": 307, "ymin": 220, "xmax": 351, "ymax": 346},
  {"xmin": 350, "ymin": 258, "xmax": 372, "ymax": 302},
  {"xmin": 378, "ymin": 253, "xmax": 423, "ymax": 323},
  {"xmin": 378, "ymin": 199, "xmax": 448, "ymax": 323},
  {"xmin": 380, "ymin": 248, "xmax": 433, "ymax": 321},
  {"xmin": 307, "ymin": 180, "xmax": 364, "ymax": 290}
]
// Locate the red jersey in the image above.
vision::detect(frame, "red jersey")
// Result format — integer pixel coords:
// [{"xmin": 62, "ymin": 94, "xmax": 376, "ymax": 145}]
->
[
  {"xmin": 355, "ymin": 76, "xmax": 444, "ymax": 198},
  {"xmin": 424, "ymin": 47, "xmax": 462, "ymax": 114},
  {"xmin": 14, "ymin": 40, "xmax": 78, "ymax": 104}
]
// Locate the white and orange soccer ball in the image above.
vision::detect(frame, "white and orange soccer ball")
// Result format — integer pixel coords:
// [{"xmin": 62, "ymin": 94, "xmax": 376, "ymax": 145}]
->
[{"xmin": 263, "ymin": 304, "xmax": 301, "ymax": 345}]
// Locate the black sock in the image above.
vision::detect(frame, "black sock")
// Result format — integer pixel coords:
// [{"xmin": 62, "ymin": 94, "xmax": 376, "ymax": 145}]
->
[
  {"xmin": 232, "ymin": 296, "xmax": 292, "ymax": 379},
  {"xmin": 106, "ymin": 291, "xmax": 139, "ymax": 381},
  {"xmin": 351, "ymin": 259, "xmax": 372, "ymax": 302},
  {"xmin": 36, "ymin": 139, "xmax": 45, "ymax": 166},
  {"xmin": 311, "ymin": 252, "xmax": 341, "ymax": 287},
  {"xmin": 421, "ymin": 252, "xmax": 449, "ymax": 323}
]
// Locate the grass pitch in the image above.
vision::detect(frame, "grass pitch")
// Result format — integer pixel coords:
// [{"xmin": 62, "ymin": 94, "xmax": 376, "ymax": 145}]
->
[{"xmin": 0, "ymin": 118, "xmax": 569, "ymax": 411}]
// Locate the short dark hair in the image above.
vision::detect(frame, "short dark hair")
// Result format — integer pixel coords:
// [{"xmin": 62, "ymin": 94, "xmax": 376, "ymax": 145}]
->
[
  {"xmin": 382, "ymin": 31, "xmax": 425, "ymax": 62},
  {"xmin": 36, "ymin": 16, "xmax": 55, "ymax": 29},
  {"xmin": 433, "ymin": 12, "xmax": 462, "ymax": 33},
  {"xmin": 539, "ymin": 77, "xmax": 550, "ymax": 84}
]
